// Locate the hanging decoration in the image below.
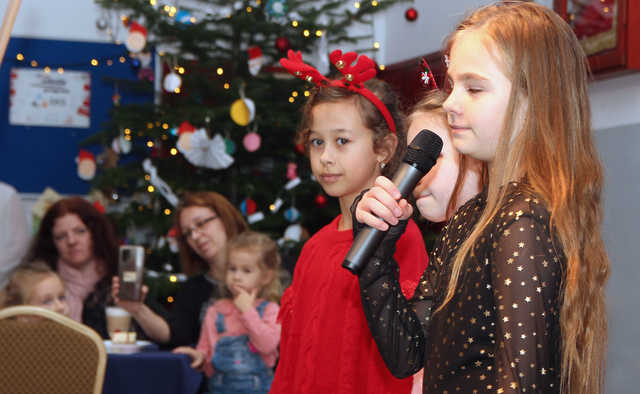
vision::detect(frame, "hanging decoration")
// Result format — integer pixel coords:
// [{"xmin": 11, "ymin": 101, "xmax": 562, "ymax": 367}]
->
[
  {"xmin": 247, "ymin": 46, "xmax": 264, "ymax": 76},
  {"xmin": 179, "ymin": 128, "xmax": 234, "ymax": 170},
  {"xmin": 266, "ymin": 0, "xmax": 287, "ymax": 18},
  {"xmin": 175, "ymin": 9, "xmax": 193, "ymax": 25},
  {"xmin": 77, "ymin": 150, "xmax": 96, "ymax": 181},
  {"xmin": 176, "ymin": 121, "xmax": 196, "ymax": 151},
  {"xmin": 163, "ymin": 72, "xmax": 182, "ymax": 92},
  {"xmin": 225, "ymin": 137, "xmax": 236, "ymax": 155},
  {"xmin": 284, "ymin": 207, "xmax": 300, "ymax": 222},
  {"xmin": 314, "ymin": 194, "xmax": 327, "ymax": 207},
  {"xmin": 286, "ymin": 162, "xmax": 298, "ymax": 180},
  {"xmin": 142, "ymin": 159, "xmax": 179, "ymax": 206},
  {"xmin": 112, "ymin": 133, "xmax": 132, "ymax": 154},
  {"xmin": 275, "ymin": 36, "xmax": 291, "ymax": 53},
  {"xmin": 243, "ymin": 127, "xmax": 261, "ymax": 152},
  {"xmin": 240, "ymin": 198, "xmax": 257, "ymax": 216},
  {"xmin": 126, "ymin": 22, "xmax": 147, "ymax": 53},
  {"xmin": 405, "ymin": 7, "xmax": 418, "ymax": 22},
  {"xmin": 230, "ymin": 85, "xmax": 255, "ymax": 126}
]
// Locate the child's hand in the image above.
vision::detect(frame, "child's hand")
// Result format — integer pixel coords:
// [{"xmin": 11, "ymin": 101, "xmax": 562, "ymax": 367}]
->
[
  {"xmin": 232, "ymin": 286, "xmax": 258, "ymax": 313},
  {"xmin": 355, "ymin": 176, "xmax": 413, "ymax": 231},
  {"xmin": 173, "ymin": 346, "xmax": 205, "ymax": 369},
  {"xmin": 111, "ymin": 276, "xmax": 148, "ymax": 314}
]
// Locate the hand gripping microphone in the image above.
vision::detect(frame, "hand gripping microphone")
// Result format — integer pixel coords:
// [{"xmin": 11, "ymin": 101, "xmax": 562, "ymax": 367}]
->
[{"xmin": 342, "ymin": 129, "xmax": 443, "ymax": 275}]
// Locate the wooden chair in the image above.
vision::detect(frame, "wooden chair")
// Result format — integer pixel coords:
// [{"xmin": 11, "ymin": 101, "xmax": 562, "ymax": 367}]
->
[{"xmin": 0, "ymin": 305, "xmax": 107, "ymax": 394}]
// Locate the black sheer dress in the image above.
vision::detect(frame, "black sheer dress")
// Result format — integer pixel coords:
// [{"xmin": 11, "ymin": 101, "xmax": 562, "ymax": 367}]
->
[{"xmin": 358, "ymin": 182, "xmax": 564, "ymax": 393}]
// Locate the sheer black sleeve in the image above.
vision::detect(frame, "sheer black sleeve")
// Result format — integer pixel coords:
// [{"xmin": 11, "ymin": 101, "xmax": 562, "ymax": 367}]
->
[{"xmin": 490, "ymin": 208, "xmax": 563, "ymax": 393}]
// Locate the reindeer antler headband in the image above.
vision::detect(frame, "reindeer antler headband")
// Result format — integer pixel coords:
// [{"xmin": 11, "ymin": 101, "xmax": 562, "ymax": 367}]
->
[{"xmin": 280, "ymin": 49, "xmax": 396, "ymax": 134}]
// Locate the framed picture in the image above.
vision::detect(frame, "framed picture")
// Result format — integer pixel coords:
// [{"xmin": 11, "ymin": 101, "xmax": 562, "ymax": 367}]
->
[{"xmin": 553, "ymin": 0, "xmax": 640, "ymax": 77}]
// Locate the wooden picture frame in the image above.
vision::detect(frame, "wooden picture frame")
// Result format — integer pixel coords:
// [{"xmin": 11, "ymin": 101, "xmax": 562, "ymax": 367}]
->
[{"xmin": 553, "ymin": 0, "xmax": 640, "ymax": 77}]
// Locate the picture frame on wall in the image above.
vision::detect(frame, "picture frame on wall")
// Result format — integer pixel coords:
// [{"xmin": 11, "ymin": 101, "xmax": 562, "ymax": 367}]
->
[{"xmin": 553, "ymin": 0, "xmax": 640, "ymax": 77}]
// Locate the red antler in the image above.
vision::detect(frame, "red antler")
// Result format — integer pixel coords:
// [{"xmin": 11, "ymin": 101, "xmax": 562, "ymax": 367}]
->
[
  {"xmin": 329, "ymin": 50, "xmax": 377, "ymax": 84},
  {"xmin": 280, "ymin": 50, "xmax": 327, "ymax": 85}
]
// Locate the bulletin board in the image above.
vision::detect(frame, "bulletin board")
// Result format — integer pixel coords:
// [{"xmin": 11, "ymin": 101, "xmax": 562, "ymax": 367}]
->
[{"xmin": 0, "ymin": 37, "xmax": 153, "ymax": 194}]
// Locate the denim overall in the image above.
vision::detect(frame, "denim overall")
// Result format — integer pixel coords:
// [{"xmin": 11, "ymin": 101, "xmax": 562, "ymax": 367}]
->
[{"xmin": 209, "ymin": 301, "xmax": 274, "ymax": 394}]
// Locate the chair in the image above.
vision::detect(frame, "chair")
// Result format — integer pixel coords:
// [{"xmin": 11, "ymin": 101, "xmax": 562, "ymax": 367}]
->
[{"xmin": 0, "ymin": 305, "xmax": 107, "ymax": 394}]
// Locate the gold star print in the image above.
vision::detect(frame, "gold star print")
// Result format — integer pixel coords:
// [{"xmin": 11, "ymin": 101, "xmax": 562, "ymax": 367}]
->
[
  {"xmin": 505, "ymin": 278, "xmax": 512, "ymax": 286},
  {"xmin": 536, "ymin": 287, "xmax": 542, "ymax": 293},
  {"xmin": 498, "ymin": 388, "xmax": 504, "ymax": 394},
  {"xmin": 516, "ymin": 210, "xmax": 523, "ymax": 217},
  {"xmin": 513, "ymin": 251, "xmax": 519, "ymax": 257},
  {"xmin": 512, "ymin": 303, "xmax": 519, "ymax": 309},
  {"xmin": 521, "ymin": 334, "xmax": 527, "ymax": 339},
  {"xmin": 480, "ymin": 374, "xmax": 486, "ymax": 381},
  {"xmin": 468, "ymin": 337, "xmax": 474, "ymax": 343},
  {"xmin": 541, "ymin": 368, "xmax": 546, "ymax": 375},
  {"xmin": 484, "ymin": 310, "xmax": 491, "ymax": 317},
  {"xmin": 507, "ymin": 258, "xmax": 514, "ymax": 264},
  {"xmin": 517, "ymin": 266, "xmax": 524, "ymax": 271},
  {"xmin": 525, "ymin": 296, "xmax": 531, "ymax": 302},
  {"xmin": 504, "ymin": 229, "xmax": 511, "ymax": 236},
  {"xmin": 503, "ymin": 316, "xmax": 509, "ymax": 322},
  {"xmin": 518, "ymin": 242, "xmax": 525, "ymax": 248},
  {"xmin": 542, "ymin": 260, "xmax": 549, "ymax": 267},
  {"xmin": 382, "ymin": 282, "xmax": 389, "ymax": 289},
  {"xmin": 520, "ymin": 349, "xmax": 526, "ymax": 355},
  {"xmin": 470, "ymin": 317, "xmax": 477, "ymax": 324},
  {"xmin": 510, "ymin": 382, "xmax": 518, "ymax": 389},
  {"xmin": 475, "ymin": 361, "xmax": 482, "ymax": 367},
  {"xmin": 505, "ymin": 332, "xmax": 512, "ymax": 339}
]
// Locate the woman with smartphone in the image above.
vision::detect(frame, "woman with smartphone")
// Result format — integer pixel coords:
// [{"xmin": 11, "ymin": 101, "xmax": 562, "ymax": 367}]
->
[{"xmin": 112, "ymin": 191, "xmax": 248, "ymax": 347}]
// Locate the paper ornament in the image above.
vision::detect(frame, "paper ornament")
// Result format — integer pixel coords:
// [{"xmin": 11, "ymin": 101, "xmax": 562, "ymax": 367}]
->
[
  {"xmin": 112, "ymin": 134, "xmax": 132, "ymax": 154},
  {"xmin": 126, "ymin": 22, "xmax": 147, "ymax": 53},
  {"xmin": 275, "ymin": 36, "xmax": 291, "ymax": 53},
  {"xmin": 284, "ymin": 207, "xmax": 300, "ymax": 222},
  {"xmin": 405, "ymin": 7, "xmax": 418, "ymax": 22},
  {"xmin": 243, "ymin": 132, "xmax": 261, "ymax": 152},
  {"xmin": 248, "ymin": 46, "xmax": 264, "ymax": 76},
  {"xmin": 225, "ymin": 138, "xmax": 236, "ymax": 154},
  {"xmin": 175, "ymin": 10, "xmax": 193, "ymax": 24},
  {"xmin": 266, "ymin": 0, "xmax": 287, "ymax": 17},
  {"xmin": 240, "ymin": 198, "xmax": 257, "ymax": 216},
  {"xmin": 176, "ymin": 121, "xmax": 196, "ymax": 151},
  {"xmin": 142, "ymin": 159, "xmax": 179, "ymax": 206},
  {"xmin": 286, "ymin": 162, "xmax": 298, "ymax": 180},
  {"xmin": 179, "ymin": 129, "xmax": 234, "ymax": 170},
  {"xmin": 230, "ymin": 98, "xmax": 255, "ymax": 126},
  {"xmin": 283, "ymin": 224, "xmax": 303, "ymax": 242},
  {"xmin": 163, "ymin": 72, "xmax": 182, "ymax": 92},
  {"xmin": 314, "ymin": 194, "xmax": 327, "ymax": 207},
  {"xmin": 77, "ymin": 150, "xmax": 96, "ymax": 180}
]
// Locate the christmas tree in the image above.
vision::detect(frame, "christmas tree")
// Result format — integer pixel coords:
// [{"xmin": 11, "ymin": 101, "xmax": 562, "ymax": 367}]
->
[{"xmin": 88, "ymin": 0, "xmax": 407, "ymax": 304}]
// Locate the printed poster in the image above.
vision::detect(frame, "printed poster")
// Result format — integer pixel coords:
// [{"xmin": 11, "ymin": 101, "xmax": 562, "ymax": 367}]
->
[{"xmin": 9, "ymin": 68, "xmax": 91, "ymax": 128}]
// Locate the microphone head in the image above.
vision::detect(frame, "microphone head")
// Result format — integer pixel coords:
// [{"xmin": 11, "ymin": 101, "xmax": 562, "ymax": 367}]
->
[{"xmin": 403, "ymin": 129, "xmax": 443, "ymax": 173}]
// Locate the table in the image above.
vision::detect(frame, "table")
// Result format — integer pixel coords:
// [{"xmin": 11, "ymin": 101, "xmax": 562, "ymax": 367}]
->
[{"xmin": 103, "ymin": 347, "xmax": 203, "ymax": 394}]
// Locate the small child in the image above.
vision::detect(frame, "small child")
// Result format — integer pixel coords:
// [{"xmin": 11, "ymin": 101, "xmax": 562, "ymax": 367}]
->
[
  {"xmin": 174, "ymin": 231, "xmax": 281, "ymax": 394},
  {"xmin": 0, "ymin": 261, "xmax": 69, "ymax": 316}
]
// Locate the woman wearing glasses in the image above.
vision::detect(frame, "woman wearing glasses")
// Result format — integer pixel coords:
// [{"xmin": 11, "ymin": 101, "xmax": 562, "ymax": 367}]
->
[{"xmin": 113, "ymin": 191, "xmax": 248, "ymax": 347}]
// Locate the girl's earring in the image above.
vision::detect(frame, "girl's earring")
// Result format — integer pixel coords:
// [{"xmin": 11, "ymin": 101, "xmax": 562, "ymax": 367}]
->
[{"xmin": 379, "ymin": 161, "xmax": 386, "ymax": 170}]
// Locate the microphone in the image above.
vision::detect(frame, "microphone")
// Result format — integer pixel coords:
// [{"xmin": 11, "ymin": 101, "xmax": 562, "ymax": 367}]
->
[{"xmin": 342, "ymin": 129, "xmax": 443, "ymax": 274}]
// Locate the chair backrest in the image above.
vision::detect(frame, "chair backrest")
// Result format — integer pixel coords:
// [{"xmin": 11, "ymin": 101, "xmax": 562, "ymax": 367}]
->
[{"xmin": 0, "ymin": 305, "xmax": 107, "ymax": 394}]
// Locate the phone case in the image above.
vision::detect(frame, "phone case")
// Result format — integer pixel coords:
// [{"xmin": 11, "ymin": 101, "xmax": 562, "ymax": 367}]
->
[{"xmin": 118, "ymin": 245, "xmax": 145, "ymax": 301}]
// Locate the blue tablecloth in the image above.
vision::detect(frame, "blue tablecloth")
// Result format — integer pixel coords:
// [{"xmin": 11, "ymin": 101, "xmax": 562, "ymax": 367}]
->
[{"xmin": 103, "ymin": 347, "xmax": 203, "ymax": 394}]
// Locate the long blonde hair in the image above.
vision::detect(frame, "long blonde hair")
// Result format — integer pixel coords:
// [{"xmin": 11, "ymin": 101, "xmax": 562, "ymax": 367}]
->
[{"xmin": 440, "ymin": 2, "xmax": 610, "ymax": 393}]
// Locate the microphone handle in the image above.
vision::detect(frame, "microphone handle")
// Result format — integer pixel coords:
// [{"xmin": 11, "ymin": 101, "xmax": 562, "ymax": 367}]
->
[{"xmin": 342, "ymin": 164, "xmax": 425, "ymax": 274}]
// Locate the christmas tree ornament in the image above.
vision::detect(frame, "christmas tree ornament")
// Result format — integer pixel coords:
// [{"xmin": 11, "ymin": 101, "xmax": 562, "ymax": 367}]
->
[
  {"xmin": 230, "ymin": 97, "xmax": 255, "ymax": 126},
  {"xmin": 176, "ymin": 121, "xmax": 196, "ymax": 151},
  {"xmin": 284, "ymin": 206, "xmax": 300, "ymax": 222},
  {"xmin": 126, "ymin": 22, "xmax": 147, "ymax": 53},
  {"xmin": 175, "ymin": 10, "xmax": 193, "ymax": 25},
  {"xmin": 136, "ymin": 51, "xmax": 153, "ymax": 67},
  {"xmin": 163, "ymin": 72, "xmax": 182, "ymax": 92},
  {"xmin": 180, "ymin": 129, "xmax": 234, "ymax": 170},
  {"xmin": 96, "ymin": 17, "xmax": 108, "ymax": 31},
  {"xmin": 225, "ymin": 138, "xmax": 236, "ymax": 154},
  {"xmin": 295, "ymin": 143, "xmax": 305, "ymax": 154},
  {"xmin": 266, "ymin": 0, "xmax": 287, "ymax": 18},
  {"xmin": 283, "ymin": 224, "xmax": 303, "ymax": 242},
  {"xmin": 167, "ymin": 227, "xmax": 179, "ymax": 253},
  {"xmin": 240, "ymin": 198, "xmax": 257, "ymax": 215},
  {"xmin": 270, "ymin": 198, "xmax": 284, "ymax": 213},
  {"xmin": 405, "ymin": 7, "xmax": 418, "ymax": 22},
  {"xmin": 142, "ymin": 159, "xmax": 179, "ymax": 206},
  {"xmin": 286, "ymin": 162, "xmax": 298, "ymax": 180},
  {"xmin": 77, "ymin": 150, "xmax": 96, "ymax": 181},
  {"xmin": 247, "ymin": 46, "xmax": 264, "ymax": 76},
  {"xmin": 112, "ymin": 133, "xmax": 132, "ymax": 154},
  {"xmin": 130, "ymin": 57, "xmax": 141, "ymax": 70},
  {"xmin": 275, "ymin": 36, "xmax": 291, "ymax": 53},
  {"xmin": 314, "ymin": 194, "xmax": 327, "ymax": 207},
  {"xmin": 233, "ymin": 1, "xmax": 243, "ymax": 11},
  {"xmin": 112, "ymin": 91, "xmax": 121, "ymax": 106},
  {"xmin": 243, "ymin": 131, "xmax": 261, "ymax": 152}
]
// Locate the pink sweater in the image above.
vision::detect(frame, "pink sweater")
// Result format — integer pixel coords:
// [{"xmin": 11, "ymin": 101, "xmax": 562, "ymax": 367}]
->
[{"xmin": 196, "ymin": 298, "xmax": 281, "ymax": 377}]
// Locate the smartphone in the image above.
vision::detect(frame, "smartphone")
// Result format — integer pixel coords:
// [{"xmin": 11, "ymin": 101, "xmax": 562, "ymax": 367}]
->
[{"xmin": 118, "ymin": 245, "xmax": 145, "ymax": 301}]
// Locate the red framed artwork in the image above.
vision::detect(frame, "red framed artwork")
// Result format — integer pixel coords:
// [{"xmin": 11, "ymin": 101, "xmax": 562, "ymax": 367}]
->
[{"xmin": 553, "ymin": 0, "xmax": 640, "ymax": 77}]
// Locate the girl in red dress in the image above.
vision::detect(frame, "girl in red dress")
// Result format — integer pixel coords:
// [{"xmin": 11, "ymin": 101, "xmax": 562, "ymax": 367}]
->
[{"xmin": 269, "ymin": 50, "xmax": 429, "ymax": 394}]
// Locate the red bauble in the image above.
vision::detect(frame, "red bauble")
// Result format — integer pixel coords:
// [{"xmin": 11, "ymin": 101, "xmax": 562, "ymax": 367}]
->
[
  {"xmin": 405, "ymin": 7, "xmax": 418, "ymax": 22},
  {"xmin": 275, "ymin": 36, "xmax": 291, "ymax": 53},
  {"xmin": 315, "ymin": 194, "xmax": 327, "ymax": 207}
]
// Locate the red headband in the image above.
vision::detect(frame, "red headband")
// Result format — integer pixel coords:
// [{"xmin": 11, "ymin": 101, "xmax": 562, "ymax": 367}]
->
[
  {"xmin": 420, "ymin": 58, "xmax": 438, "ymax": 90},
  {"xmin": 280, "ymin": 49, "xmax": 396, "ymax": 134}
]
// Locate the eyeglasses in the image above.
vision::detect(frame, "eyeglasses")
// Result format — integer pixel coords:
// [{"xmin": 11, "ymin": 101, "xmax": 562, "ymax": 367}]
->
[{"xmin": 182, "ymin": 215, "xmax": 218, "ymax": 240}]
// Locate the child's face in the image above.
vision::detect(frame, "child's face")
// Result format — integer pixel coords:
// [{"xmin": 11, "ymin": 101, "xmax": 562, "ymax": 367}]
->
[
  {"xmin": 28, "ymin": 276, "xmax": 69, "ymax": 317},
  {"xmin": 52, "ymin": 213, "xmax": 94, "ymax": 268},
  {"xmin": 225, "ymin": 249, "xmax": 269, "ymax": 296},
  {"xmin": 308, "ymin": 100, "xmax": 385, "ymax": 205},
  {"xmin": 443, "ymin": 30, "xmax": 513, "ymax": 163},
  {"xmin": 409, "ymin": 112, "xmax": 461, "ymax": 223}
]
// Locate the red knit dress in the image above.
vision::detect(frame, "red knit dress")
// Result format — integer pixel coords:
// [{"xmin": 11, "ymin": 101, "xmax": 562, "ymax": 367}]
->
[{"xmin": 270, "ymin": 215, "xmax": 428, "ymax": 394}]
